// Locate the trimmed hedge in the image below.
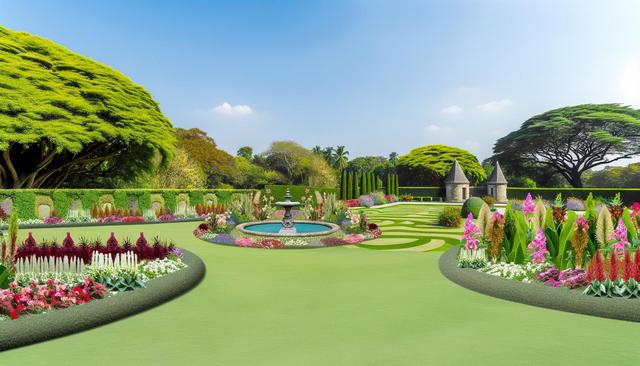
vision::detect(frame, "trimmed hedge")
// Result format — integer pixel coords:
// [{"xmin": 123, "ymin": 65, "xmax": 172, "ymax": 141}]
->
[
  {"xmin": 0, "ymin": 189, "xmax": 256, "ymax": 219},
  {"xmin": 264, "ymin": 185, "xmax": 338, "ymax": 203},
  {"xmin": 399, "ymin": 186, "xmax": 445, "ymax": 198},
  {"xmin": 506, "ymin": 187, "xmax": 640, "ymax": 202},
  {"xmin": 0, "ymin": 249, "xmax": 205, "ymax": 351},
  {"xmin": 399, "ymin": 186, "xmax": 640, "ymax": 203}
]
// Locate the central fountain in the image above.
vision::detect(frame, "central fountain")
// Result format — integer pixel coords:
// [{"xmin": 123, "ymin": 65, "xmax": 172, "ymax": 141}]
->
[
  {"xmin": 235, "ymin": 187, "xmax": 340, "ymax": 237},
  {"xmin": 275, "ymin": 188, "xmax": 301, "ymax": 234}
]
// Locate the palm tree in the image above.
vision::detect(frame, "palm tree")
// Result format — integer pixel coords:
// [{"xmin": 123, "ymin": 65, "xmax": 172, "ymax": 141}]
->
[
  {"xmin": 333, "ymin": 146, "xmax": 349, "ymax": 172},
  {"xmin": 311, "ymin": 146, "xmax": 323, "ymax": 155},
  {"xmin": 322, "ymin": 147, "xmax": 335, "ymax": 165}
]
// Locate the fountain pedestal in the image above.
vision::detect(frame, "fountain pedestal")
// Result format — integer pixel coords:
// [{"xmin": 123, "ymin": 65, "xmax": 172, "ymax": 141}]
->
[{"xmin": 275, "ymin": 188, "xmax": 301, "ymax": 234}]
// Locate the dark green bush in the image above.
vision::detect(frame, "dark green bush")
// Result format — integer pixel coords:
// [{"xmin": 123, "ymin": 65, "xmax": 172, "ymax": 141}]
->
[
  {"xmin": 461, "ymin": 197, "xmax": 486, "ymax": 218},
  {"xmin": 439, "ymin": 207, "xmax": 462, "ymax": 227}
]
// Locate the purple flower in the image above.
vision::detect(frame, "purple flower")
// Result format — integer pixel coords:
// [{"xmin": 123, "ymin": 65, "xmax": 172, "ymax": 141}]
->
[
  {"xmin": 462, "ymin": 213, "xmax": 481, "ymax": 250},
  {"xmin": 211, "ymin": 233, "xmax": 235, "ymax": 245}
]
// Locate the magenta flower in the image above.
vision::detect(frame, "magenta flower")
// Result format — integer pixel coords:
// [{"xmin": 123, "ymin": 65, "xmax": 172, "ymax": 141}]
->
[
  {"xmin": 462, "ymin": 213, "xmax": 481, "ymax": 250},
  {"xmin": 522, "ymin": 193, "xmax": 535, "ymax": 216},
  {"xmin": 610, "ymin": 218, "xmax": 628, "ymax": 255},
  {"xmin": 527, "ymin": 227, "xmax": 548, "ymax": 264}
]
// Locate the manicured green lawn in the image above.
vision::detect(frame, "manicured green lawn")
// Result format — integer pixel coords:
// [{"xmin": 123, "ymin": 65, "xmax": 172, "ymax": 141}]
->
[{"xmin": 3, "ymin": 205, "xmax": 640, "ymax": 365}]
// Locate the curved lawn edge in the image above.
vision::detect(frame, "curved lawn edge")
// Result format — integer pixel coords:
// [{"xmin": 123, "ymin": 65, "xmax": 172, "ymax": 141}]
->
[
  {"xmin": 0, "ymin": 249, "xmax": 206, "ymax": 351},
  {"xmin": 439, "ymin": 246, "xmax": 640, "ymax": 322}
]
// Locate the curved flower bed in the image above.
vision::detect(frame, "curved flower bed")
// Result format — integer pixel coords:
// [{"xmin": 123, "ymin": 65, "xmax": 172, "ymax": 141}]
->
[
  {"xmin": 439, "ymin": 246, "xmax": 640, "ymax": 322},
  {"xmin": 0, "ymin": 249, "xmax": 205, "ymax": 351},
  {"xmin": 443, "ymin": 192, "xmax": 640, "ymax": 322}
]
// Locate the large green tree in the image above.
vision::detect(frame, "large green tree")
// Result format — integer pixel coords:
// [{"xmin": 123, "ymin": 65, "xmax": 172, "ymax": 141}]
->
[
  {"xmin": 0, "ymin": 26, "xmax": 175, "ymax": 188},
  {"xmin": 176, "ymin": 128, "xmax": 237, "ymax": 187},
  {"xmin": 397, "ymin": 145, "xmax": 486, "ymax": 186},
  {"xmin": 491, "ymin": 104, "xmax": 640, "ymax": 187},
  {"xmin": 262, "ymin": 141, "xmax": 337, "ymax": 186}
]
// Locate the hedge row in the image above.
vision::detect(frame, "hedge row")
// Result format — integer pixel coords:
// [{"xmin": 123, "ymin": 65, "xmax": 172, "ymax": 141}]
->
[
  {"xmin": 399, "ymin": 186, "xmax": 640, "ymax": 203},
  {"xmin": 506, "ymin": 187, "xmax": 640, "ymax": 202},
  {"xmin": 0, "ymin": 189, "xmax": 256, "ymax": 219},
  {"xmin": 263, "ymin": 185, "xmax": 338, "ymax": 203},
  {"xmin": 398, "ymin": 186, "xmax": 445, "ymax": 197}
]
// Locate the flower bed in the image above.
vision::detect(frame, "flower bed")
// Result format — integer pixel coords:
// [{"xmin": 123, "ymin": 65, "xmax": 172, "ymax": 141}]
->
[
  {"xmin": 449, "ymin": 191, "xmax": 640, "ymax": 309},
  {"xmin": 0, "ymin": 249, "xmax": 205, "ymax": 351},
  {"xmin": 0, "ymin": 231, "xmax": 188, "ymax": 321},
  {"xmin": 193, "ymin": 190, "xmax": 382, "ymax": 249}
]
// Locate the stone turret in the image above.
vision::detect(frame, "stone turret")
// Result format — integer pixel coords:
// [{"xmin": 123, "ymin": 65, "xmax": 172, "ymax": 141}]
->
[
  {"xmin": 444, "ymin": 159, "xmax": 470, "ymax": 202},
  {"xmin": 486, "ymin": 161, "xmax": 508, "ymax": 203}
]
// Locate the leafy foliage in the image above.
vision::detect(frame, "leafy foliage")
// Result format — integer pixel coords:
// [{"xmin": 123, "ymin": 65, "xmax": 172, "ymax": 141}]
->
[
  {"xmin": 0, "ymin": 26, "xmax": 175, "ymax": 188},
  {"xmin": 492, "ymin": 104, "xmax": 640, "ymax": 187},
  {"xmin": 176, "ymin": 128, "xmax": 237, "ymax": 187},
  {"xmin": 397, "ymin": 145, "xmax": 486, "ymax": 185}
]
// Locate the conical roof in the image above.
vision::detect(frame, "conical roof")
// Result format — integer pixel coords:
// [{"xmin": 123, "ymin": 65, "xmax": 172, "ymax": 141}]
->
[
  {"xmin": 487, "ymin": 161, "xmax": 508, "ymax": 184},
  {"xmin": 444, "ymin": 159, "xmax": 470, "ymax": 184}
]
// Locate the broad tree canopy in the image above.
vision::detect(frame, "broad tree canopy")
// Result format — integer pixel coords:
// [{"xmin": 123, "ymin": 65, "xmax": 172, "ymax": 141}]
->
[
  {"xmin": 0, "ymin": 26, "xmax": 175, "ymax": 188},
  {"xmin": 491, "ymin": 104, "xmax": 640, "ymax": 187},
  {"xmin": 397, "ymin": 145, "xmax": 486, "ymax": 186}
]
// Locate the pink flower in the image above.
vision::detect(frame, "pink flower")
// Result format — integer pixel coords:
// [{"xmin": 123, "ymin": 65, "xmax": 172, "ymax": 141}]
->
[
  {"xmin": 631, "ymin": 202, "xmax": 640, "ymax": 217},
  {"xmin": 462, "ymin": 213, "xmax": 481, "ymax": 250},
  {"xmin": 527, "ymin": 228, "xmax": 548, "ymax": 264},
  {"xmin": 234, "ymin": 237, "xmax": 255, "ymax": 247},
  {"xmin": 610, "ymin": 218, "xmax": 628, "ymax": 254},
  {"xmin": 522, "ymin": 193, "xmax": 535, "ymax": 216},
  {"xmin": 343, "ymin": 234, "xmax": 365, "ymax": 244}
]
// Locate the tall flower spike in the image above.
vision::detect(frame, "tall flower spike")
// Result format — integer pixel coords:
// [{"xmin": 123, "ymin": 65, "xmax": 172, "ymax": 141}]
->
[{"xmin": 522, "ymin": 193, "xmax": 535, "ymax": 216}]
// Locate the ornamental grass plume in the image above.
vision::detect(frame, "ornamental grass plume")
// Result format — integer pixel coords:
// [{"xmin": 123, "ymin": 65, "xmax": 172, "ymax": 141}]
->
[
  {"xmin": 487, "ymin": 212, "xmax": 505, "ymax": 263},
  {"xmin": 623, "ymin": 250, "xmax": 634, "ymax": 282},
  {"xmin": 527, "ymin": 227, "xmax": 548, "ymax": 264},
  {"xmin": 571, "ymin": 217, "xmax": 589, "ymax": 268},
  {"xmin": 462, "ymin": 213, "xmax": 481, "ymax": 250},
  {"xmin": 522, "ymin": 193, "xmax": 535, "ymax": 217},
  {"xmin": 532, "ymin": 199, "xmax": 546, "ymax": 229},
  {"xmin": 595, "ymin": 207, "xmax": 614, "ymax": 248}
]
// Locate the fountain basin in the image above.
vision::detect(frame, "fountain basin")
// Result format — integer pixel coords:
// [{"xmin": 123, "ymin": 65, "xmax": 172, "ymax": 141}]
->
[{"xmin": 236, "ymin": 220, "xmax": 340, "ymax": 237}]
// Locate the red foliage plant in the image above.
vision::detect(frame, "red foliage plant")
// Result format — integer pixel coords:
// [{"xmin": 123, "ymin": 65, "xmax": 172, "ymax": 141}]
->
[
  {"xmin": 586, "ymin": 250, "xmax": 605, "ymax": 283},
  {"xmin": 635, "ymin": 249, "xmax": 640, "ymax": 282},
  {"xmin": 623, "ymin": 250, "xmax": 634, "ymax": 282},
  {"xmin": 609, "ymin": 252, "xmax": 619, "ymax": 281}
]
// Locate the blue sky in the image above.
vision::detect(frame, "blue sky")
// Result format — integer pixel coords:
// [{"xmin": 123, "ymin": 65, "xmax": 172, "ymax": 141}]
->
[{"xmin": 1, "ymin": 0, "xmax": 640, "ymax": 163}]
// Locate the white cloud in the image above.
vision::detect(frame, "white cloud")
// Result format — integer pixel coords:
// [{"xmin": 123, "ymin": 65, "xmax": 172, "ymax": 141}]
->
[
  {"xmin": 441, "ymin": 105, "xmax": 462, "ymax": 114},
  {"xmin": 619, "ymin": 57, "xmax": 640, "ymax": 107},
  {"xmin": 424, "ymin": 124, "xmax": 453, "ymax": 133},
  {"xmin": 477, "ymin": 99, "xmax": 512, "ymax": 112},
  {"xmin": 212, "ymin": 102, "xmax": 253, "ymax": 116}
]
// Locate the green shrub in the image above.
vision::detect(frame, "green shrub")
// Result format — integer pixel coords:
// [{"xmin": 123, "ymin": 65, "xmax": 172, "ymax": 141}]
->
[
  {"xmin": 439, "ymin": 207, "xmax": 462, "ymax": 227},
  {"xmin": 461, "ymin": 197, "xmax": 486, "ymax": 218},
  {"xmin": 371, "ymin": 191, "xmax": 387, "ymax": 205}
]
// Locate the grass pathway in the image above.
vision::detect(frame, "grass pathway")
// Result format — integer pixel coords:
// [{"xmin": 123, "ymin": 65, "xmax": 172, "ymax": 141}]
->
[
  {"xmin": 357, "ymin": 204, "xmax": 463, "ymax": 252},
  {"xmin": 2, "ymin": 205, "xmax": 640, "ymax": 365}
]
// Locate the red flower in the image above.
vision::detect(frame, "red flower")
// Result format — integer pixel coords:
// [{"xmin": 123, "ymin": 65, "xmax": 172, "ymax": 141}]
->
[
  {"xmin": 609, "ymin": 252, "xmax": 619, "ymax": 281},
  {"xmin": 623, "ymin": 250, "xmax": 634, "ymax": 282}
]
